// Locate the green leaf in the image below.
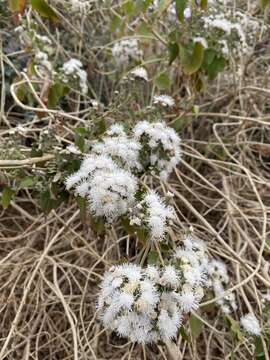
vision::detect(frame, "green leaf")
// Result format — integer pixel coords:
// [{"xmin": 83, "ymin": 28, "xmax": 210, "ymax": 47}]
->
[
  {"xmin": 30, "ymin": 0, "xmax": 59, "ymax": 21},
  {"xmin": 48, "ymin": 83, "xmax": 69, "ymax": 108},
  {"xmin": 90, "ymin": 216, "xmax": 105, "ymax": 235},
  {"xmin": 207, "ymin": 56, "xmax": 226, "ymax": 80},
  {"xmin": 175, "ymin": 0, "xmax": 187, "ymax": 22},
  {"xmin": 172, "ymin": 117, "xmax": 192, "ymax": 131},
  {"xmin": 254, "ymin": 337, "xmax": 265, "ymax": 358},
  {"xmin": 179, "ymin": 326, "xmax": 191, "ymax": 342},
  {"xmin": 225, "ymin": 315, "xmax": 243, "ymax": 342},
  {"xmin": 19, "ymin": 176, "xmax": 35, "ymax": 189},
  {"xmin": 110, "ymin": 15, "xmax": 122, "ymax": 33},
  {"xmin": 121, "ymin": 0, "xmax": 135, "ymax": 14},
  {"xmin": 200, "ymin": 0, "xmax": 208, "ymax": 10},
  {"xmin": 259, "ymin": 0, "xmax": 270, "ymax": 9},
  {"xmin": 154, "ymin": 72, "xmax": 170, "ymax": 89},
  {"xmin": 156, "ymin": 0, "xmax": 172, "ymax": 13},
  {"xmin": 180, "ymin": 42, "xmax": 205, "ymax": 75},
  {"xmin": 136, "ymin": 22, "xmax": 152, "ymax": 37},
  {"xmin": 135, "ymin": 0, "xmax": 152, "ymax": 12},
  {"xmin": 8, "ymin": 0, "xmax": 26, "ymax": 13},
  {"xmin": 39, "ymin": 190, "xmax": 54, "ymax": 214},
  {"xmin": 203, "ymin": 48, "xmax": 216, "ymax": 67},
  {"xmin": 75, "ymin": 134, "xmax": 85, "ymax": 153},
  {"xmin": 147, "ymin": 250, "xmax": 159, "ymax": 265},
  {"xmin": 2, "ymin": 187, "xmax": 15, "ymax": 209},
  {"xmin": 189, "ymin": 314, "xmax": 204, "ymax": 339},
  {"xmin": 76, "ymin": 196, "xmax": 87, "ymax": 222},
  {"xmin": 168, "ymin": 42, "xmax": 179, "ymax": 65}
]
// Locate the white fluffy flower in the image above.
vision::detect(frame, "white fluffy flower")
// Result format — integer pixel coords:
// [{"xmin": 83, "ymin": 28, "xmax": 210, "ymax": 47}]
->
[
  {"xmin": 129, "ymin": 67, "xmax": 148, "ymax": 81},
  {"xmin": 35, "ymin": 51, "xmax": 52, "ymax": 71},
  {"xmin": 133, "ymin": 121, "xmax": 181, "ymax": 180},
  {"xmin": 240, "ymin": 313, "xmax": 261, "ymax": 336},
  {"xmin": 88, "ymin": 168, "xmax": 138, "ymax": 222},
  {"xmin": 184, "ymin": 7, "xmax": 191, "ymax": 19},
  {"xmin": 178, "ymin": 290, "xmax": 200, "ymax": 313},
  {"xmin": 153, "ymin": 95, "xmax": 175, "ymax": 108},
  {"xmin": 112, "ymin": 39, "xmax": 142, "ymax": 64},
  {"xmin": 61, "ymin": 58, "xmax": 88, "ymax": 94},
  {"xmin": 92, "ymin": 124, "xmax": 142, "ymax": 170},
  {"xmin": 65, "ymin": 154, "xmax": 137, "ymax": 221},
  {"xmin": 207, "ymin": 260, "xmax": 237, "ymax": 313},
  {"xmin": 144, "ymin": 190, "xmax": 175, "ymax": 242},
  {"xmin": 160, "ymin": 265, "xmax": 180, "ymax": 288},
  {"xmin": 98, "ymin": 264, "xmax": 184, "ymax": 344},
  {"xmin": 65, "ymin": 154, "xmax": 117, "ymax": 193}
]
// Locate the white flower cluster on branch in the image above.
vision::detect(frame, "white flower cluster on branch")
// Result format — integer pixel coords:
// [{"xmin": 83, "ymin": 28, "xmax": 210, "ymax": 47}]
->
[
  {"xmin": 98, "ymin": 263, "xmax": 186, "ymax": 343},
  {"xmin": 97, "ymin": 235, "xmax": 238, "ymax": 344},
  {"xmin": 133, "ymin": 121, "xmax": 181, "ymax": 180},
  {"xmin": 66, "ymin": 121, "xmax": 181, "ymax": 230}
]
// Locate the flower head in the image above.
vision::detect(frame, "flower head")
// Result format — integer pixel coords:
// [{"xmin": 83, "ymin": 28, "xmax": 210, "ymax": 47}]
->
[{"xmin": 240, "ymin": 313, "xmax": 261, "ymax": 336}]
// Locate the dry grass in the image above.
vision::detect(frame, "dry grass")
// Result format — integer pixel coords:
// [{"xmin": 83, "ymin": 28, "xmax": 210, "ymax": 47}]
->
[{"xmin": 1, "ymin": 1, "xmax": 270, "ymax": 359}]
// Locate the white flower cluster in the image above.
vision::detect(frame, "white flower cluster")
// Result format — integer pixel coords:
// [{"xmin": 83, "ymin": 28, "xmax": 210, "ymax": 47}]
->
[
  {"xmin": 133, "ymin": 121, "xmax": 181, "ymax": 180},
  {"xmin": 97, "ymin": 234, "xmax": 242, "ymax": 344},
  {"xmin": 15, "ymin": 23, "xmax": 54, "ymax": 74},
  {"xmin": 202, "ymin": 10, "xmax": 261, "ymax": 57},
  {"xmin": 98, "ymin": 262, "xmax": 199, "ymax": 344},
  {"xmin": 69, "ymin": 0, "xmax": 90, "ymax": 13},
  {"xmin": 174, "ymin": 235, "xmax": 209, "ymax": 289},
  {"xmin": 153, "ymin": 95, "xmax": 175, "ymax": 108},
  {"xmin": 129, "ymin": 190, "xmax": 175, "ymax": 242},
  {"xmin": 61, "ymin": 59, "xmax": 88, "ymax": 95},
  {"xmin": 65, "ymin": 154, "xmax": 138, "ymax": 222},
  {"xmin": 129, "ymin": 67, "xmax": 148, "ymax": 81},
  {"xmin": 112, "ymin": 39, "xmax": 142, "ymax": 65},
  {"xmin": 143, "ymin": 190, "xmax": 175, "ymax": 242},
  {"xmin": 15, "ymin": 20, "xmax": 89, "ymax": 95},
  {"xmin": 240, "ymin": 313, "xmax": 261, "ymax": 336},
  {"xmin": 207, "ymin": 260, "xmax": 237, "ymax": 314},
  {"xmin": 92, "ymin": 124, "xmax": 142, "ymax": 171},
  {"xmin": 66, "ymin": 121, "xmax": 181, "ymax": 226}
]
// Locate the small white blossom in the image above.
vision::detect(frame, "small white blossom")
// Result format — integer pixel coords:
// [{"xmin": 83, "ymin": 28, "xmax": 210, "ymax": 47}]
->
[
  {"xmin": 133, "ymin": 121, "xmax": 181, "ymax": 180},
  {"xmin": 178, "ymin": 290, "xmax": 200, "ymax": 313},
  {"xmin": 129, "ymin": 67, "xmax": 148, "ymax": 81},
  {"xmin": 98, "ymin": 264, "xmax": 184, "ymax": 343},
  {"xmin": 240, "ymin": 313, "xmax": 261, "ymax": 336},
  {"xmin": 92, "ymin": 124, "xmax": 142, "ymax": 170},
  {"xmin": 62, "ymin": 58, "xmax": 88, "ymax": 94},
  {"xmin": 66, "ymin": 144, "xmax": 81, "ymax": 155},
  {"xmin": 184, "ymin": 7, "xmax": 191, "ymax": 19},
  {"xmin": 153, "ymin": 95, "xmax": 175, "ymax": 108},
  {"xmin": 112, "ymin": 39, "xmax": 142, "ymax": 64},
  {"xmin": 88, "ymin": 168, "xmax": 138, "ymax": 222},
  {"xmin": 143, "ymin": 190, "xmax": 175, "ymax": 242}
]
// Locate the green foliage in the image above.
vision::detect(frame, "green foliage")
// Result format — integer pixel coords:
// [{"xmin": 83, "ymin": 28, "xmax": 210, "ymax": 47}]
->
[
  {"xmin": 147, "ymin": 250, "xmax": 159, "ymax": 265},
  {"xmin": 259, "ymin": 0, "xmax": 270, "ymax": 9},
  {"xmin": 180, "ymin": 42, "xmax": 205, "ymax": 75},
  {"xmin": 202, "ymin": 49, "xmax": 227, "ymax": 80},
  {"xmin": 30, "ymin": 0, "xmax": 59, "ymax": 21},
  {"xmin": 189, "ymin": 314, "xmax": 204, "ymax": 339},
  {"xmin": 175, "ymin": 0, "xmax": 187, "ymax": 22},
  {"xmin": 154, "ymin": 72, "xmax": 171, "ymax": 89},
  {"xmin": 1, "ymin": 187, "xmax": 15, "ymax": 209},
  {"xmin": 18, "ymin": 176, "xmax": 36, "ymax": 188},
  {"xmin": 168, "ymin": 42, "xmax": 179, "ymax": 65},
  {"xmin": 48, "ymin": 83, "xmax": 69, "ymax": 108},
  {"xmin": 39, "ymin": 186, "xmax": 68, "ymax": 214},
  {"xmin": 225, "ymin": 315, "xmax": 243, "ymax": 342}
]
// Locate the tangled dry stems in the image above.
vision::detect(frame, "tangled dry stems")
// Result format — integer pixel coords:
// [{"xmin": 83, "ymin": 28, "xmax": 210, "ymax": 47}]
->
[{"xmin": 1, "ymin": 1, "xmax": 270, "ymax": 359}]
